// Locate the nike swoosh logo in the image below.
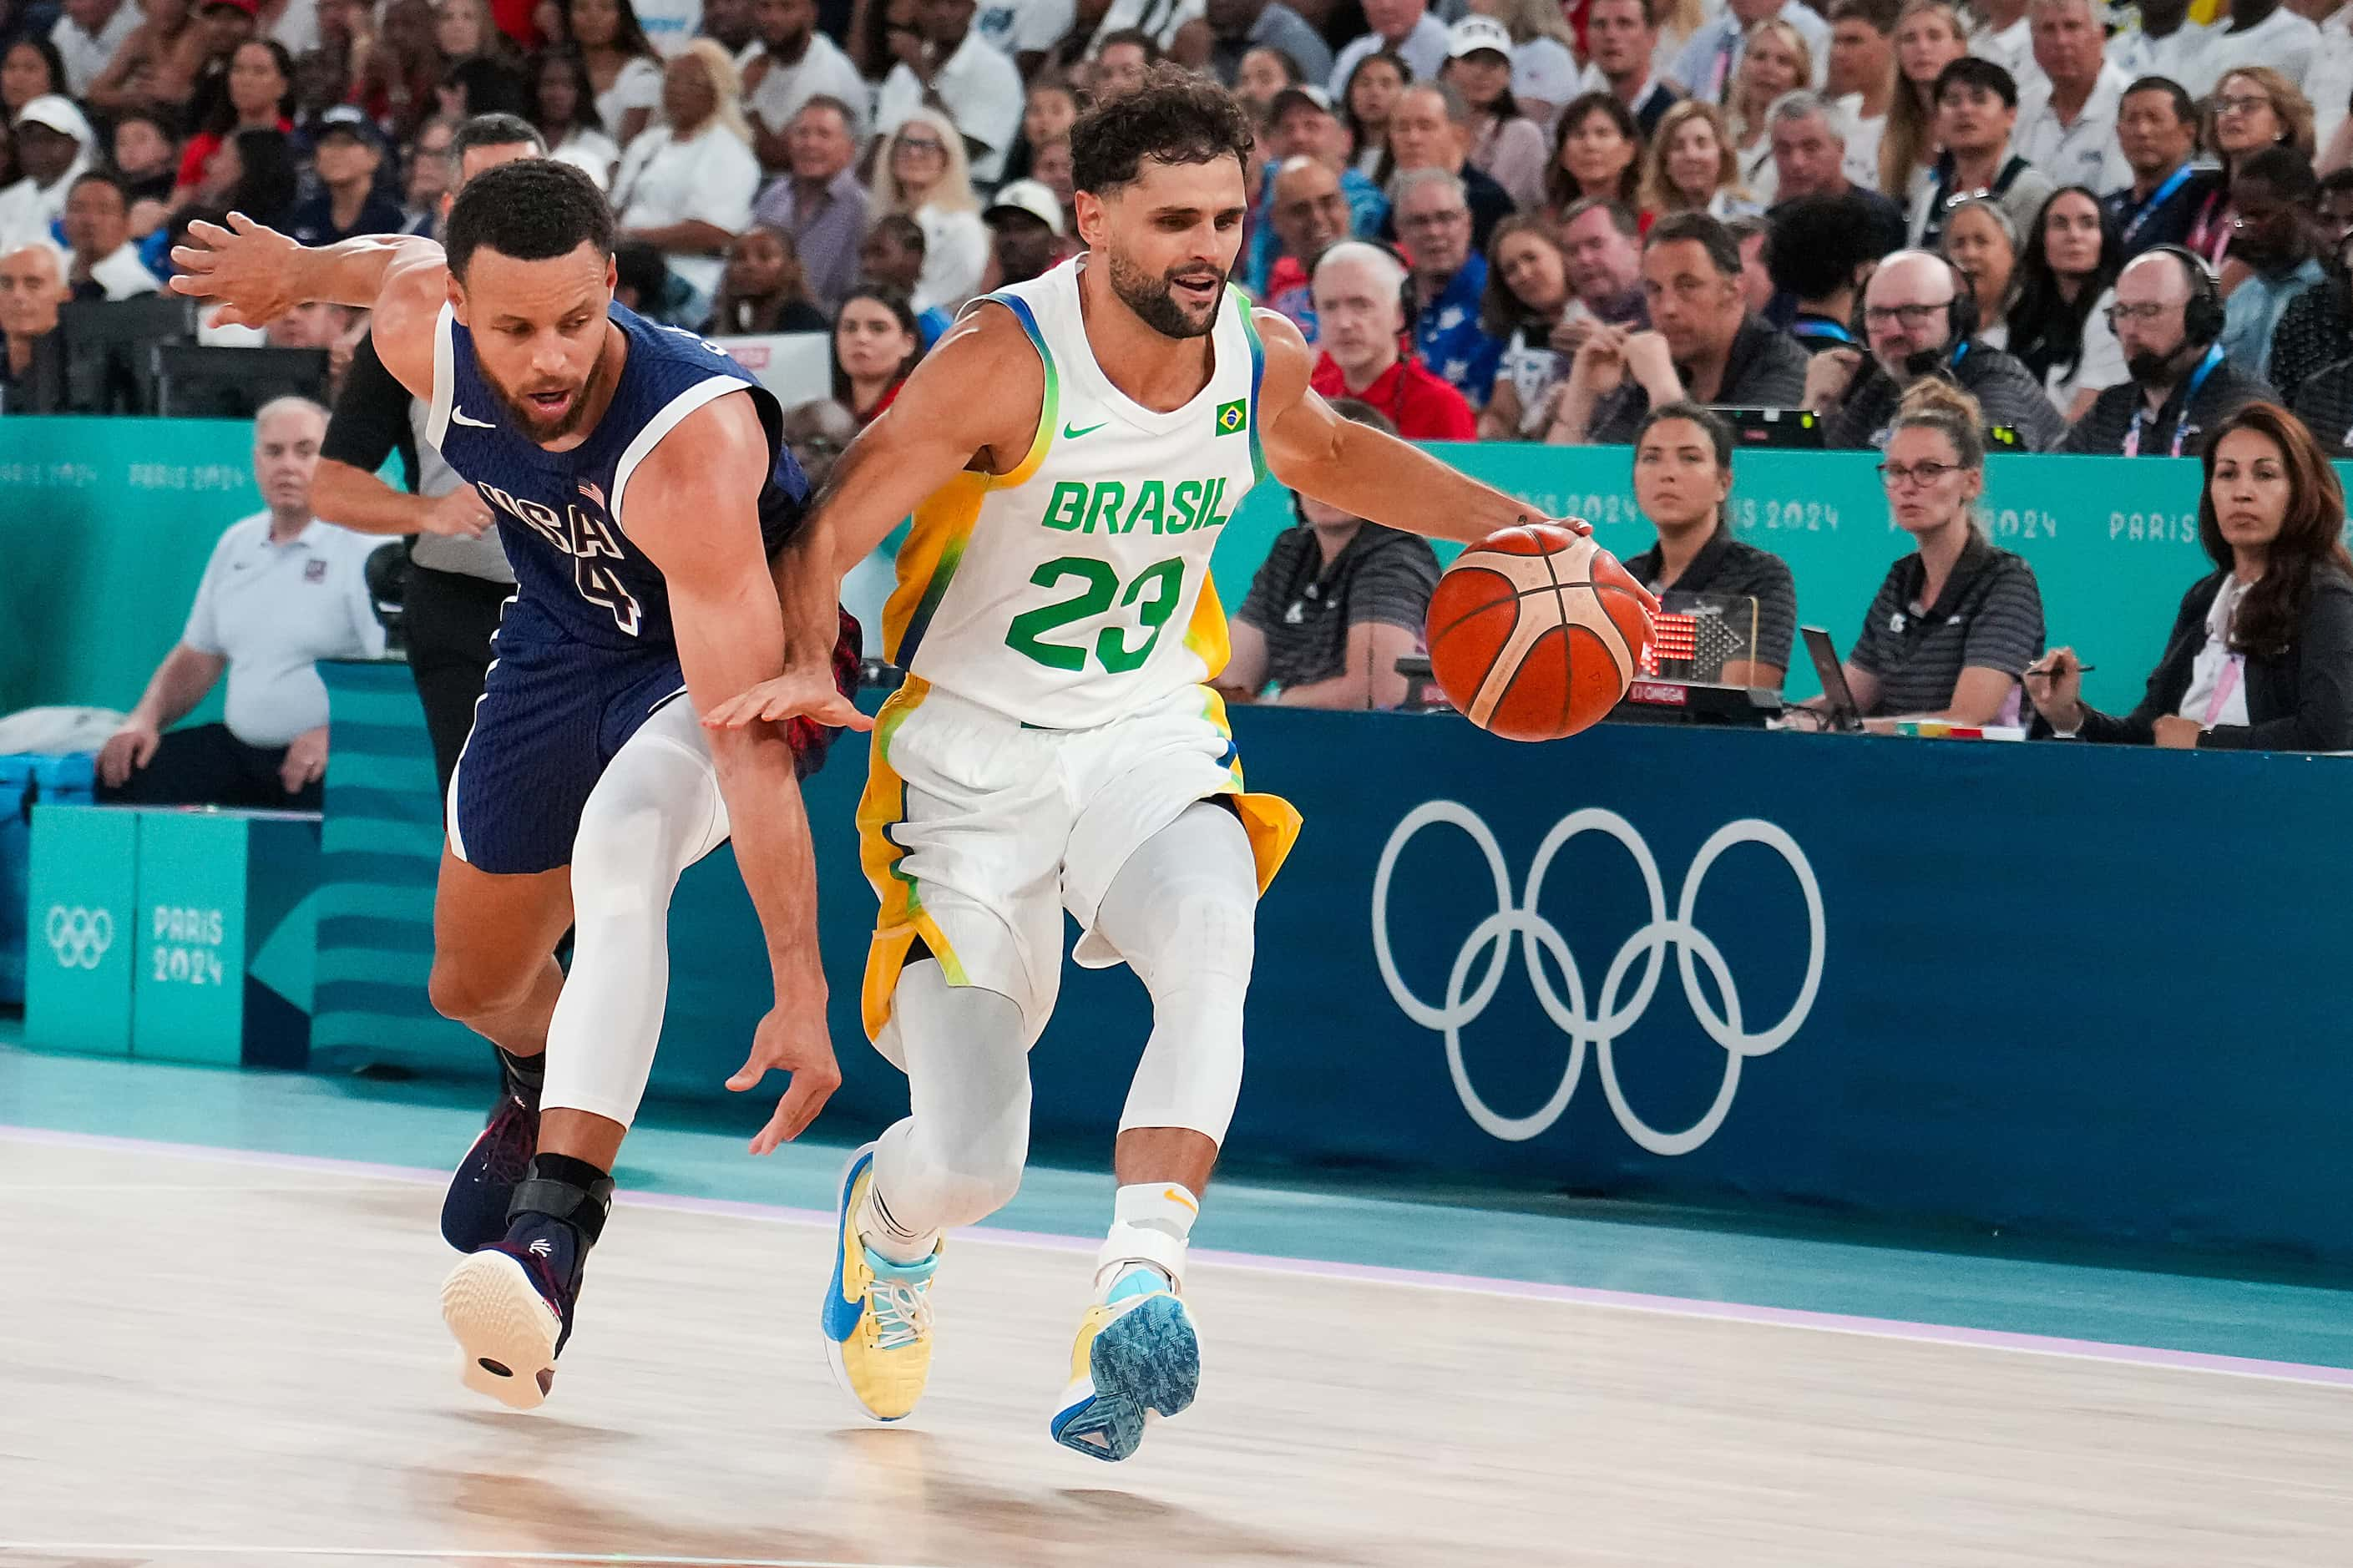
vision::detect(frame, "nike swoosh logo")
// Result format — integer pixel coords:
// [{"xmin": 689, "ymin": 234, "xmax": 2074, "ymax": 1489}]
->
[
  {"xmin": 451, "ymin": 407, "xmax": 495, "ymax": 428},
  {"xmin": 1061, "ymin": 421, "xmax": 1108, "ymax": 439}
]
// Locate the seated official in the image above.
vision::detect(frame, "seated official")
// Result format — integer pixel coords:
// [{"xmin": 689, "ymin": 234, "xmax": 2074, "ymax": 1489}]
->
[
  {"xmin": 1308, "ymin": 241, "xmax": 1476, "ymax": 439},
  {"xmin": 2059, "ymin": 247, "xmax": 2273, "ymax": 457},
  {"xmin": 1549, "ymin": 212, "xmax": 1809, "ymax": 446},
  {"xmin": 1805, "ymin": 250, "xmax": 2067, "ymax": 449},
  {"xmin": 1625, "ymin": 401, "xmax": 1797, "ymax": 688},
  {"xmin": 2027, "ymin": 403, "xmax": 2353, "ymax": 751},
  {"xmin": 1831, "ymin": 380, "xmax": 2046, "ymax": 723},
  {"xmin": 1221, "ymin": 400, "xmax": 1442, "ymax": 709},
  {"xmin": 96, "ymin": 398, "xmax": 386, "ymax": 812}
]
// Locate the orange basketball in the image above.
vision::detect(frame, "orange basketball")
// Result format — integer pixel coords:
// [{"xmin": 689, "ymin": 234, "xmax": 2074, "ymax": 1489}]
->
[{"xmin": 1425, "ymin": 523, "xmax": 1653, "ymax": 741}]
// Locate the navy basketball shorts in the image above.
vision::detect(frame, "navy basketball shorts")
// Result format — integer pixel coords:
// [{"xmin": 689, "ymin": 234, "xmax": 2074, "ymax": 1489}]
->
[{"xmin": 447, "ymin": 599, "xmax": 862, "ymax": 876}]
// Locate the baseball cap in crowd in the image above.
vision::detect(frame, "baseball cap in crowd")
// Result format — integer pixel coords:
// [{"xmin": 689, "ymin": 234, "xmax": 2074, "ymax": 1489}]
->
[
  {"xmin": 1447, "ymin": 16, "xmax": 1513, "ymax": 60},
  {"xmin": 16, "ymin": 94, "xmax": 94, "ymax": 148},
  {"xmin": 984, "ymin": 179, "xmax": 1065, "ymax": 235},
  {"xmin": 1267, "ymin": 83, "xmax": 1333, "ymax": 124},
  {"xmin": 311, "ymin": 104, "xmax": 383, "ymax": 148}
]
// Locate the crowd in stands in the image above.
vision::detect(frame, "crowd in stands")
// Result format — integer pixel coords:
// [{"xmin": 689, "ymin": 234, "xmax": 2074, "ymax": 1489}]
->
[{"xmin": 4, "ymin": 0, "xmax": 2351, "ymax": 747}]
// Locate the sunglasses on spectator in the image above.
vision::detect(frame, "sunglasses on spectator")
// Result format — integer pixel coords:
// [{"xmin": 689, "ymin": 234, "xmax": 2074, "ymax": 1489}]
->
[{"xmin": 1878, "ymin": 460, "xmax": 1961, "ymax": 488}]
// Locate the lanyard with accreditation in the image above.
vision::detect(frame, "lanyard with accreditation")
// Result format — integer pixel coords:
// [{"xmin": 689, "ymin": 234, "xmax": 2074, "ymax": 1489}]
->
[
  {"xmin": 2119, "ymin": 164, "xmax": 2197, "ymax": 247},
  {"xmin": 2122, "ymin": 345, "xmax": 2224, "ymax": 458}
]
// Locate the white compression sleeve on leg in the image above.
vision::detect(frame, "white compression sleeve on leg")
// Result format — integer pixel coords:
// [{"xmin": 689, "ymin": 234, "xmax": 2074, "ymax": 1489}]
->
[
  {"xmin": 1090, "ymin": 801, "xmax": 1257, "ymax": 1145},
  {"xmin": 861, "ymin": 959, "xmax": 1033, "ymax": 1262},
  {"xmin": 539, "ymin": 701, "xmax": 731, "ymax": 1128}
]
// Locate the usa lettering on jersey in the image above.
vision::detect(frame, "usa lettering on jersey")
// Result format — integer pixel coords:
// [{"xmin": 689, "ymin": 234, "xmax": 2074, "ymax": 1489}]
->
[{"xmin": 477, "ymin": 479, "xmax": 644, "ymax": 636}]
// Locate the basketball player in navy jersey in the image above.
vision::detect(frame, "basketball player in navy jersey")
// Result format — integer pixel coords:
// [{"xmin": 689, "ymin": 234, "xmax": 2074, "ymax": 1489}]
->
[{"xmin": 170, "ymin": 161, "xmax": 865, "ymax": 1408}]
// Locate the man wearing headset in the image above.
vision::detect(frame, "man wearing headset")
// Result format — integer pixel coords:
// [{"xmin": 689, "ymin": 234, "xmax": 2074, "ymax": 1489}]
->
[
  {"xmin": 1804, "ymin": 249, "xmax": 2068, "ymax": 449},
  {"xmin": 1305, "ymin": 240, "xmax": 1476, "ymax": 439},
  {"xmin": 2057, "ymin": 246, "xmax": 2275, "ymax": 456}
]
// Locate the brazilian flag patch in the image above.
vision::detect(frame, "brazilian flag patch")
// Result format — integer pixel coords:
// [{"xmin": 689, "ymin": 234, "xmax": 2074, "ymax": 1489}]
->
[{"xmin": 1214, "ymin": 400, "xmax": 1247, "ymax": 436}]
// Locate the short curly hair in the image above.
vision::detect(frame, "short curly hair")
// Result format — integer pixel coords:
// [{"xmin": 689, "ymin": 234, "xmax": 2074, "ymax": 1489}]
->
[{"xmin": 1070, "ymin": 63, "xmax": 1255, "ymax": 196}]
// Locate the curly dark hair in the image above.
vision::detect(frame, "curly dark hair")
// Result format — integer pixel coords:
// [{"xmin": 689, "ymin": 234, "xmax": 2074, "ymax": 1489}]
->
[
  {"xmin": 446, "ymin": 157, "xmax": 615, "ymax": 278},
  {"xmin": 2198, "ymin": 403, "xmax": 2353, "ymax": 658},
  {"xmin": 1070, "ymin": 63, "xmax": 1254, "ymax": 195}
]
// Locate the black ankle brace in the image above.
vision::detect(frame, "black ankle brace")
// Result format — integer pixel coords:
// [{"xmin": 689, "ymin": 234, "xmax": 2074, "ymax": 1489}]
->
[{"xmin": 509, "ymin": 1154, "xmax": 615, "ymax": 1247}]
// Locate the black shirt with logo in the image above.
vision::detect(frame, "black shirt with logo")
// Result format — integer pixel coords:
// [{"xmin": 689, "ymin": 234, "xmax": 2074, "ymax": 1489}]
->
[
  {"xmin": 1236, "ymin": 521, "xmax": 1440, "ymax": 697},
  {"xmin": 1850, "ymin": 531, "xmax": 2045, "ymax": 716},
  {"xmin": 2057, "ymin": 357, "xmax": 2273, "ymax": 458}
]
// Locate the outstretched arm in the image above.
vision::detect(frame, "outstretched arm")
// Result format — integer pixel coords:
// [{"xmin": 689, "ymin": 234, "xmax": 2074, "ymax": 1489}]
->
[
  {"xmin": 1254, "ymin": 310, "xmax": 1599, "ymax": 547},
  {"xmin": 627, "ymin": 392, "xmax": 848, "ymax": 1152},
  {"xmin": 703, "ymin": 306, "xmax": 1044, "ymax": 729},
  {"xmin": 170, "ymin": 214, "xmax": 446, "ymax": 327}
]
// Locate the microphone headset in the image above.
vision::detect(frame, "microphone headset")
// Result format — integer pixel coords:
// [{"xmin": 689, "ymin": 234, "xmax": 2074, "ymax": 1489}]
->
[{"xmin": 2142, "ymin": 243, "xmax": 2227, "ymax": 346}]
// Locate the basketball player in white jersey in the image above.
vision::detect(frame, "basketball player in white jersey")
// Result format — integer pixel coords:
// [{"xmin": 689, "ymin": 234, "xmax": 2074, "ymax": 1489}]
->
[{"xmin": 707, "ymin": 69, "xmax": 1646, "ymax": 1460}]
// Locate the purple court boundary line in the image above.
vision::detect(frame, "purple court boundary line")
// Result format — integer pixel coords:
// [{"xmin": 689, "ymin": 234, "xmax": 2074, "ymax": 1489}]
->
[{"xmin": 11, "ymin": 1122, "xmax": 2353, "ymax": 1392}]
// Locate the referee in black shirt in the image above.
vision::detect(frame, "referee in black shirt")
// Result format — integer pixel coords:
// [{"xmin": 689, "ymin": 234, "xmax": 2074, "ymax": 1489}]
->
[
  {"xmin": 310, "ymin": 114, "xmax": 548, "ymax": 793},
  {"xmin": 1623, "ymin": 402, "xmax": 1797, "ymax": 688}
]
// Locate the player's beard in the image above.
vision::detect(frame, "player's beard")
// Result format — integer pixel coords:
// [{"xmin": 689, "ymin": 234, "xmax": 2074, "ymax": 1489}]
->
[
  {"xmin": 1106, "ymin": 248, "xmax": 1227, "ymax": 339},
  {"xmin": 488, "ymin": 350, "xmax": 606, "ymax": 444}
]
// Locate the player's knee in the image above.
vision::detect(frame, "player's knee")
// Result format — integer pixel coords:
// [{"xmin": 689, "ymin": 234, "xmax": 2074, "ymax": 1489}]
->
[
  {"xmin": 911, "ymin": 1114, "xmax": 1028, "ymax": 1220},
  {"xmin": 428, "ymin": 950, "xmax": 538, "ymax": 1025},
  {"xmin": 1150, "ymin": 880, "xmax": 1257, "ymax": 991}
]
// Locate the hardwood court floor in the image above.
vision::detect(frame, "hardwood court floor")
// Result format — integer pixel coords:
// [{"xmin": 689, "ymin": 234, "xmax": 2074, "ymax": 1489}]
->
[{"xmin": 4, "ymin": 1131, "xmax": 2353, "ymax": 1568}]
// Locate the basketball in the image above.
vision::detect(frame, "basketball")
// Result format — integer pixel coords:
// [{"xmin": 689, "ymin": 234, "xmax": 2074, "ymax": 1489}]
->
[{"xmin": 1425, "ymin": 522, "xmax": 1652, "ymax": 741}]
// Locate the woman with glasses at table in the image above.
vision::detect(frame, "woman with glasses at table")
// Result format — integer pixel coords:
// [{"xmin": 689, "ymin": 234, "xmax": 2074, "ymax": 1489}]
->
[
  {"xmin": 1826, "ymin": 378, "xmax": 2047, "ymax": 725},
  {"xmin": 2027, "ymin": 403, "xmax": 2353, "ymax": 751}
]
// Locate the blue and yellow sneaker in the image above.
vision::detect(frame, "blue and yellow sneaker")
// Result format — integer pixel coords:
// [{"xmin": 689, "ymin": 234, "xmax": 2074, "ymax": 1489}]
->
[
  {"xmin": 1049, "ymin": 1267, "xmax": 1199, "ymax": 1461},
  {"xmin": 819, "ymin": 1143, "xmax": 939, "ymax": 1422}
]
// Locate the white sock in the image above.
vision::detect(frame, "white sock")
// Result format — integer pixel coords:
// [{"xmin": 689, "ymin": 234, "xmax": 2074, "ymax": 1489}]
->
[{"xmin": 1093, "ymin": 1181, "xmax": 1198, "ymax": 1299}]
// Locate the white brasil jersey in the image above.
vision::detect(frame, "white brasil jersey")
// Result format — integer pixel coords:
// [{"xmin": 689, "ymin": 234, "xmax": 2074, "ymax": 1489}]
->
[{"xmin": 881, "ymin": 255, "xmax": 1268, "ymax": 731}]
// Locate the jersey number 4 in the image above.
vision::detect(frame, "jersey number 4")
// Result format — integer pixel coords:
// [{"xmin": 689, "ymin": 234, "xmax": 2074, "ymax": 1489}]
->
[
  {"xmin": 1004, "ymin": 555, "xmax": 1185, "ymax": 674},
  {"xmin": 478, "ymin": 482, "xmax": 645, "ymax": 637}
]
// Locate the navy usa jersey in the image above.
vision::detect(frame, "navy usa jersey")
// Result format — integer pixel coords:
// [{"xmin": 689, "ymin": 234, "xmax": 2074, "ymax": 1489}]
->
[{"xmin": 426, "ymin": 299, "xmax": 809, "ymax": 650}]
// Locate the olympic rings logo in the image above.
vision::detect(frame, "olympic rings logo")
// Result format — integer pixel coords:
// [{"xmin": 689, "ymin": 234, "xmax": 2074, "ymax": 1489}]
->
[
  {"xmin": 45, "ymin": 905, "xmax": 114, "ymax": 970},
  {"xmin": 1371, "ymin": 803, "xmax": 1825, "ymax": 1153}
]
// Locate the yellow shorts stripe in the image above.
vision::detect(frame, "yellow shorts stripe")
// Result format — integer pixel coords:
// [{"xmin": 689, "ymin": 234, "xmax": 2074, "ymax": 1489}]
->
[{"xmin": 854, "ymin": 676, "xmax": 968, "ymax": 1040}]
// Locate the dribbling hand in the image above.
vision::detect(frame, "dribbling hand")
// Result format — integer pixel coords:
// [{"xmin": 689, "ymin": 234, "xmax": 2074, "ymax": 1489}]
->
[
  {"xmin": 730, "ymin": 1005, "xmax": 843, "ymax": 1155},
  {"xmin": 167, "ymin": 213, "xmax": 306, "ymax": 329}
]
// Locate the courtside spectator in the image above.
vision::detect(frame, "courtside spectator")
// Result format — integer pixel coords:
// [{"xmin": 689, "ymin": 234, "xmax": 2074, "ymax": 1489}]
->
[
  {"xmin": 610, "ymin": 42, "xmax": 761, "ymax": 310},
  {"xmin": 1880, "ymin": 0, "xmax": 1968, "ymax": 199},
  {"xmin": 1392, "ymin": 168, "xmax": 1504, "ymax": 407},
  {"xmin": 1964, "ymin": 0, "xmax": 2032, "ymax": 92},
  {"xmin": 1328, "ymin": 0, "xmax": 1448, "ymax": 99},
  {"xmin": 1577, "ymin": 0, "xmax": 1680, "ymax": 140},
  {"xmin": 697, "ymin": 0, "xmax": 761, "ymax": 58},
  {"xmin": 1222, "ymin": 399, "xmax": 1439, "ymax": 710},
  {"xmin": 2180, "ymin": 0, "xmax": 2319, "ymax": 101},
  {"xmin": 2270, "ymin": 177, "xmax": 2353, "ymax": 399},
  {"xmin": 1910, "ymin": 58, "xmax": 2051, "ymax": 249},
  {"xmin": 1809, "ymin": 248, "xmax": 2064, "ymax": 448},
  {"xmin": 53, "ymin": 0, "xmax": 140, "ymax": 97},
  {"xmin": 870, "ymin": 109, "xmax": 989, "ymax": 311},
  {"xmin": 1824, "ymin": 0, "xmax": 1894, "ymax": 191},
  {"xmin": 89, "ymin": 0, "xmax": 207, "ymax": 115},
  {"xmin": 1231, "ymin": 45, "xmax": 1303, "ymax": 115},
  {"xmin": 2214, "ymin": 148, "xmax": 2324, "ymax": 384},
  {"xmin": 1725, "ymin": 18, "xmax": 1811, "ymax": 205},
  {"xmin": 705, "ymin": 224, "xmax": 828, "ymax": 332},
  {"xmin": 1205, "ymin": 0, "xmax": 1331, "ymax": 91},
  {"xmin": 832, "ymin": 284, "xmax": 923, "ymax": 427},
  {"xmin": 1384, "ymin": 83, "xmax": 1515, "ymax": 251},
  {"xmin": 2011, "ymin": 0, "xmax": 2128, "ymax": 193},
  {"xmin": 859, "ymin": 215, "xmax": 954, "ymax": 342},
  {"xmin": 1257, "ymin": 154, "xmax": 1350, "ymax": 334},
  {"xmin": 1627, "ymin": 401, "xmax": 1797, "ymax": 686},
  {"xmin": 1553, "ymin": 211, "xmax": 1809, "ymax": 445},
  {"xmin": 1308, "ymin": 240, "xmax": 1476, "ymax": 439},
  {"xmin": 0, "ymin": 242, "xmax": 68, "ymax": 413},
  {"xmin": 1541, "ymin": 90, "xmax": 1644, "ymax": 225},
  {"xmin": 1767, "ymin": 192, "xmax": 1882, "ymax": 353},
  {"xmin": 1441, "ymin": 18, "xmax": 1546, "ymax": 213},
  {"xmin": 2029, "ymin": 403, "xmax": 2353, "ymax": 751},
  {"xmin": 1090, "ymin": 29, "xmax": 1158, "ymax": 101},
  {"xmin": 977, "ymin": 176, "xmax": 1066, "ymax": 290},
  {"xmin": 1839, "ymin": 379, "xmax": 2045, "ymax": 721},
  {"xmin": 1670, "ymin": 0, "xmax": 1828, "ymax": 107},
  {"xmin": 97, "ymin": 398, "xmax": 386, "ymax": 812},
  {"xmin": 781, "ymin": 396, "xmax": 855, "ymax": 491},
  {"xmin": 1478, "ymin": 215, "xmax": 1580, "ymax": 440},
  {"xmin": 2189, "ymin": 68, "xmax": 2314, "ymax": 271},
  {"xmin": 2106, "ymin": 77, "xmax": 2210, "ymax": 260},
  {"xmin": 112, "ymin": 111, "xmax": 180, "ymax": 220},
  {"xmin": 2104, "ymin": 0, "xmax": 2204, "ymax": 84},
  {"xmin": 1244, "ymin": 85, "xmax": 1384, "ymax": 296},
  {"xmin": 1728, "ymin": 213, "xmax": 1776, "ymax": 312},
  {"xmin": 878, "ymin": 0, "xmax": 1023, "ymax": 184},
  {"xmin": 751, "ymin": 95, "xmax": 865, "ymax": 315},
  {"xmin": 400, "ymin": 116, "xmax": 459, "ymax": 233},
  {"xmin": 1341, "ymin": 50, "xmax": 1409, "ymax": 185},
  {"xmin": 2005, "ymin": 185, "xmax": 2126, "ymax": 419},
  {"xmin": 569, "ymin": 0, "xmax": 664, "ymax": 148},
  {"xmin": 171, "ymin": 36, "xmax": 293, "ymax": 206},
  {"xmin": 529, "ymin": 49, "xmax": 624, "ymax": 190},
  {"xmin": 63, "ymin": 172, "xmax": 162, "ymax": 300},
  {"xmin": 1638, "ymin": 99, "xmax": 1757, "ymax": 220},
  {"xmin": 1765, "ymin": 90, "xmax": 1905, "ymax": 240},
  {"xmin": 290, "ymin": 106, "xmax": 407, "ymax": 244},
  {"xmin": 1556, "ymin": 197, "xmax": 1648, "ymax": 336},
  {"xmin": 1479, "ymin": 0, "xmax": 1580, "ymax": 124},
  {"xmin": 743, "ymin": 0, "xmax": 868, "ymax": 165},
  {"xmin": 1940, "ymin": 195, "xmax": 2017, "ymax": 338},
  {"xmin": 0, "ymin": 96, "xmax": 94, "ymax": 255},
  {"xmin": 2059, "ymin": 248, "xmax": 2274, "ymax": 457}
]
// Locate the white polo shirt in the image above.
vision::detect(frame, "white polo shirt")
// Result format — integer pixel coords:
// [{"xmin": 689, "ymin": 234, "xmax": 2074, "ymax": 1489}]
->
[
  {"xmin": 2103, "ymin": 21, "xmax": 2208, "ymax": 88},
  {"xmin": 2178, "ymin": 8, "xmax": 2320, "ymax": 99},
  {"xmin": 744, "ymin": 30, "xmax": 870, "ymax": 138},
  {"xmin": 878, "ymin": 32, "xmax": 1025, "ymax": 184},
  {"xmin": 2014, "ymin": 63, "xmax": 2133, "ymax": 195},
  {"xmin": 183, "ymin": 514, "xmax": 387, "ymax": 747}
]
